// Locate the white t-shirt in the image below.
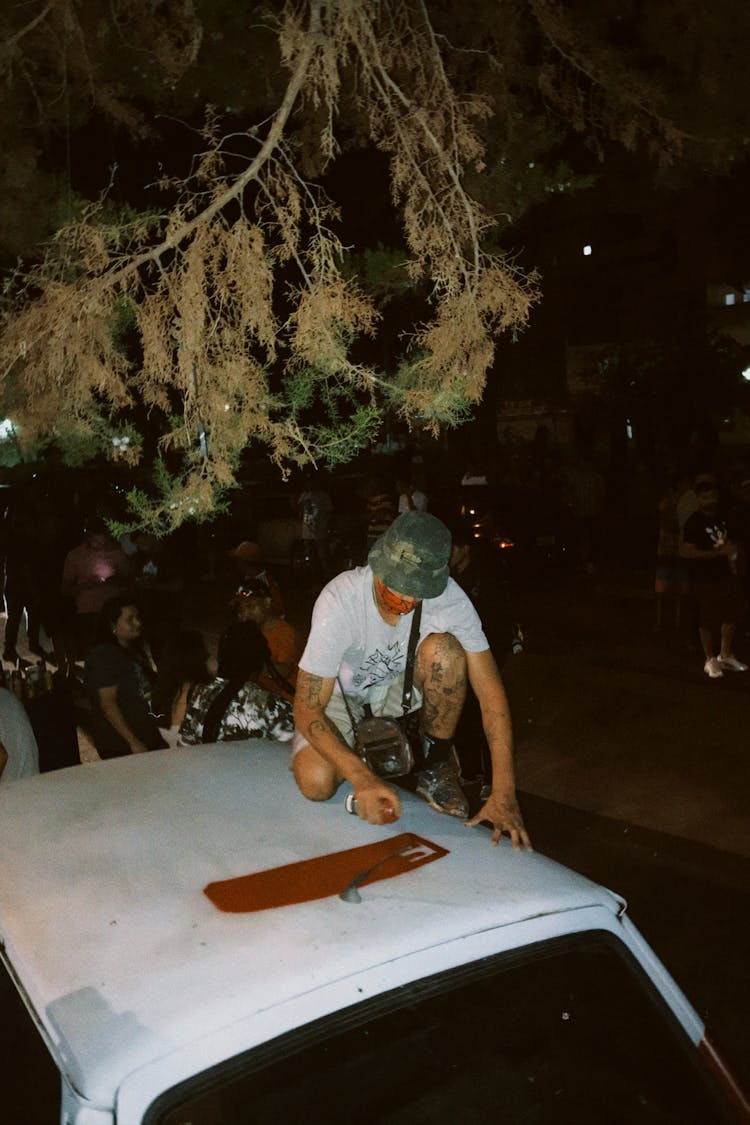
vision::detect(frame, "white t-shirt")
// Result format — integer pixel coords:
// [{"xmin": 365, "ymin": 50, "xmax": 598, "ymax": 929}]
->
[
  {"xmin": 397, "ymin": 490, "xmax": 427, "ymax": 513},
  {"xmin": 0, "ymin": 688, "xmax": 39, "ymax": 783},
  {"xmin": 299, "ymin": 566, "xmax": 489, "ymax": 707}
]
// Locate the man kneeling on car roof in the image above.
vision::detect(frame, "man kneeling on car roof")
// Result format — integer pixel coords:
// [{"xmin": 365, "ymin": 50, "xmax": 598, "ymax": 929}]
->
[{"xmin": 292, "ymin": 511, "xmax": 532, "ymax": 849}]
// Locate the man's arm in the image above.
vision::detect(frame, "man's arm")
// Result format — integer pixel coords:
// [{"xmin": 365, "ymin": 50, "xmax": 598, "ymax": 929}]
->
[
  {"xmin": 293, "ymin": 670, "xmax": 401, "ymax": 823},
  {"xmin": 0, "ymin": 742, "xmax": 7, "ymax": 779},
  {"xmin": 463, "ymin": 648, "xmax": 532, "ymax": 850}
]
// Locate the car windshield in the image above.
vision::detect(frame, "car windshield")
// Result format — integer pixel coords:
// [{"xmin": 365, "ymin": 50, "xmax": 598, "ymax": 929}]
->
[{"xmin": 149, "ymin": 933, "xmax": 732, "ymax": 1125}]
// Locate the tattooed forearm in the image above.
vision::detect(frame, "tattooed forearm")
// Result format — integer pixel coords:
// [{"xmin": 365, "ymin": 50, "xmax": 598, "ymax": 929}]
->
[
  {"xmin": 298, "ymin": 671, "xmax": 324, "ymax": 709},
  {"xmin": 483, "ymin": 709, "xmax": 512, "ymax": 748},
  {"xmin": 308, "ymin": 714, "xmax": 344, "ymax": 741}
]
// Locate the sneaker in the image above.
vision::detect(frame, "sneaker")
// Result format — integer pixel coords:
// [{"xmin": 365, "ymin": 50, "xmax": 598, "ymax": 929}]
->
[
  {"xmin": 704, "ymin": 657, "xmax": 723, "ymax": 679},
  {"xmin": 718, "ymin": 655, "xmax": 748, "ymax": 672},
  {"xmin": 416, "ymin": 756, "xmax": 469, "ymax": 819}
]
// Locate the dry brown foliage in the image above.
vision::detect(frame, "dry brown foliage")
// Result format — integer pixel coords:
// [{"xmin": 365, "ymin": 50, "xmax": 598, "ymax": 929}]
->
[{"xmin": 0, "ymin": 0, "xmax": 542, "ymax": 529}]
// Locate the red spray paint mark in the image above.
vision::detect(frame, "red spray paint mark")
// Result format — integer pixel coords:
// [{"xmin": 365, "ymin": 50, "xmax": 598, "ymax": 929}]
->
[{"xmin": 204, "ymin": 832, "xmax": 449, "ymax": 913}]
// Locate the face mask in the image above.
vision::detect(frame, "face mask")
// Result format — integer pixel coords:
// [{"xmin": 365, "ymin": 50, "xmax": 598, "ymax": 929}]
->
[{"xmin": 374, "ymin": 578, "xmax": 419, "ymax": 615}]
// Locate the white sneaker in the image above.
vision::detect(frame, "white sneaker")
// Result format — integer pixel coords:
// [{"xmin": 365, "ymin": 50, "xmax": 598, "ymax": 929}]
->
[
  {"xmin": 718, "ymin": 655, "xmax": 748, "ymax": 672},
  {"xmin": 704, "ymin": 657, "xmax": 723, "ymax": 679}
]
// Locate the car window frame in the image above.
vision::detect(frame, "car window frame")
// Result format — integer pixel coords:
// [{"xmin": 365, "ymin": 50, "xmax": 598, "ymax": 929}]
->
[{"xmin": 143, "ymin": 929, "xmax": 734, "ymax": 1125}]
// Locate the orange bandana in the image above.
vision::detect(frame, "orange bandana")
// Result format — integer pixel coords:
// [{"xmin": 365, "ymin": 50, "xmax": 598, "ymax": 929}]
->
[{"xmin": 374, "ymin": 578, "xmax": 419, "ymax": 615}]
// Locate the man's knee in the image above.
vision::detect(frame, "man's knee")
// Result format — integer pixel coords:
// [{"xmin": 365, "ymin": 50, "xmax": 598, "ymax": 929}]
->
[
  {"xmin": 292, "ymin": 746, "xmax": 341, "ymax": 802},
  {"xmin": 415, "ymin": 632, "xmax": 468, "ymax": 739},
  {"xmin": 416, "ymin": 632, "xmax": 467, "ymax": 678}
]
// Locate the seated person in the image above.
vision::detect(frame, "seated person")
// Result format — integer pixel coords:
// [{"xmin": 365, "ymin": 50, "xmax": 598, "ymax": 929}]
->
[
  {"xmin": 179, "ymin": 621, "xmax": 294, "ymax": 745},
  {"xmin": 151, "ymin": 629, "xmax": 212, "ymax": 743},
  {"xmin": 227, "ymin": 541, "xmax": 285, "ymax": 617},
  {"xmin": 0, "ymin": 686, "xmax": 40, "ymax": 783},
  {"xmin": 83, "ymin": 597, "xmax": 167, "ymax": 758},
  {"xmin": 231, "ymin": 578, "xmax": 304, "ymax": 693}
]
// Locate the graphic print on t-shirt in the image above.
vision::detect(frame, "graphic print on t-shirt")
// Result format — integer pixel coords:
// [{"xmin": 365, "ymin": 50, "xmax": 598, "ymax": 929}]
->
[
  {"xmin": 704, "ymin": 521, "xmax": 727, "ymax": 548},
  {"xmin": 353, "ymin": 640, "xmax": 405, "ymax": 692}
]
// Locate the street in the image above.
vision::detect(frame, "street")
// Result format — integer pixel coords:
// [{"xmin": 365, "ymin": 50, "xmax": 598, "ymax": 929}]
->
[{"xmin": 502, "ymin": 570, "xmax": 750, "ymax": 1091}]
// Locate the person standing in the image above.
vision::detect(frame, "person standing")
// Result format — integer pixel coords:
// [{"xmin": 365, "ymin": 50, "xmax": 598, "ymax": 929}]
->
[
  {"xmin": 680, "ymin": 474, "xmax": 747, "ymax": 679},
  {"xmin": 61, "ymin": 520, "xmax": 131, "ymax": 659},
  {"xmin": 297, "ymin": 474, "xmax": 334, "ymax": 579},
  {"xmin": 364, "ymin": 476, "xmax": 397, "ymax": 552},
  {"xmin": 397, "ymin": 477, "xmax": 428, "ymax": 513}
]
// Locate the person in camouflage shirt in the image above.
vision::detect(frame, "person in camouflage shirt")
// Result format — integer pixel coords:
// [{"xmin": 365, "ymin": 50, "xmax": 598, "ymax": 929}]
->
[{"xmin": 178, "ymin": 621, "xmax": 294, "ymax": 745}]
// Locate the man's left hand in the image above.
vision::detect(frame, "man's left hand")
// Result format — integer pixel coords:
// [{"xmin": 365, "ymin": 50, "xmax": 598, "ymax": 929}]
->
[{"xmin": 465, "ymin": 791, "xmax": 533, "ymax": 850}]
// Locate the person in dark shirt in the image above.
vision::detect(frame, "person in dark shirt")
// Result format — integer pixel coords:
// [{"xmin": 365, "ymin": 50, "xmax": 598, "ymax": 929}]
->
[
  {"xmin": 680, "ymin": 474, "xmax": 747, "ymax": 679},
  {"xmin": 84, "ymin": 597, "xmax": 167, "ymax": 758}
]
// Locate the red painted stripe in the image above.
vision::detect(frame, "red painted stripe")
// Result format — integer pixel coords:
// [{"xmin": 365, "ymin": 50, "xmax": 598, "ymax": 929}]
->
[{"xmin": 204, "ymin": 832, "xmax": 450, "ymax": 912}]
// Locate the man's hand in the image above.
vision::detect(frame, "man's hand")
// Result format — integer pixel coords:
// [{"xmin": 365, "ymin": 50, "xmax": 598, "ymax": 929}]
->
[
  {"xmin": 353, "ymin": 777, "xmax": 401, "ymax": 825},
  {"xmin": 465, "ymin": 790, "xmax": 532, "ymax": 850}
]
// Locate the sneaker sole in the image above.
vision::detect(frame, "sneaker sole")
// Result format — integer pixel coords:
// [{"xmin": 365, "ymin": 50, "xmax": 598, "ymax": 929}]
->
[{"xmin": 415, "ymin": 785, "xmax": 468, "ymax": 819}]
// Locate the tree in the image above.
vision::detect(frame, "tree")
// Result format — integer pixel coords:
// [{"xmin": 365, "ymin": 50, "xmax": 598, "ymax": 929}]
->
[{"xmin": 1, "ymin": 0, "xmax": 747, "ymax": 531}]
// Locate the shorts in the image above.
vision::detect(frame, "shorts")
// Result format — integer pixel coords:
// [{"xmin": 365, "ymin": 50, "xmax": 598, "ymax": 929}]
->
[
  {"xmin": 692, "ymin": 579, "xmax": 745, "ymax": 631},
  {"xmin": 654, "ymin": 557, "xmax": 689, "ymax": 595},
  {"xmin": 291, "ymin": 676, "xmax": 422, "ymax": 757}
]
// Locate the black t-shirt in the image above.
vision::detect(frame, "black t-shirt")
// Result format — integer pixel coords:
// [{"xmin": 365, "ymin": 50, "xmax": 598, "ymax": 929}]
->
[
  {"xmin": 682, "ymin": 508, "xmax": 735, "ymax": 584},
  {"xmin": 84, "ymin": 643, "xmax": 166, "ymax": 758}
]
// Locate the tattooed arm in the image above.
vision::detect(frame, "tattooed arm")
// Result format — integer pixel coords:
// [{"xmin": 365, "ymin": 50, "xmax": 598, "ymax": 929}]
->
[
  {"xmin": 463, "ymin": 649, "xmax": 532, "ymax": 850},
  {"xmin": 293, "ymin": 670, "xmax": 401, "ymax": 823}
]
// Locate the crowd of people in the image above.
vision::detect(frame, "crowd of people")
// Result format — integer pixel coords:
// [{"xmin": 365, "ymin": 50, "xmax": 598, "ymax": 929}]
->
[
  {"xmin": 0, "ymin": 531, "xmax": 306, "ymax": 783},
  {"xmin": 0, "ymin": 450, "xmax": 748, "ymax": 838},
  {"xmin": 0, "ymin": 475, "xmax": 533, "ymax": 848}
]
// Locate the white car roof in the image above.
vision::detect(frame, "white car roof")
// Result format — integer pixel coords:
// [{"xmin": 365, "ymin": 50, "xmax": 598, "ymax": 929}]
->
[{"xmin": 0, "ymin": 743, "xmax": 624, "ymax": 1111}]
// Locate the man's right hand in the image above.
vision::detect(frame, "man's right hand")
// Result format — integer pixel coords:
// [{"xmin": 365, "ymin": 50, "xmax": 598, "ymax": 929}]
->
[{"xmin": 353, "ymin": 777, "xmax": 401, "ymax": 824}]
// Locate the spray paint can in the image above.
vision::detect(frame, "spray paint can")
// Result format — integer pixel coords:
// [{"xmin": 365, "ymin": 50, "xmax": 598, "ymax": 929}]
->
[{"xmin": 344, "ymin": 793, "xmax": 397, "ymax": 822}]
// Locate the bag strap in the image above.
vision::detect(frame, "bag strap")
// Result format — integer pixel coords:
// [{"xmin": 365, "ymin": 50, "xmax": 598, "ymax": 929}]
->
[
  {"xmin": 336, "ymin": 601, "xmax": 423, "ymax": 724},
  {"xmin": 401, "ymin": 601, "xmax": 422, "ymax": 716}
]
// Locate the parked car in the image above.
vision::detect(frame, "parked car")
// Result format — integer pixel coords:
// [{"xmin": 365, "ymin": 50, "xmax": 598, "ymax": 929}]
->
[{"xmin": 0, "ymin": 743, "xmax": 747, "ymax": 1124}]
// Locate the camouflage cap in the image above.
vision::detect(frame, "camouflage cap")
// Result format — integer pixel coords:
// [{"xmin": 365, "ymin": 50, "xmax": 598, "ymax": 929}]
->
[{"xmin": 368, "ymin": 511, "xmax": 451, "ymax": 598}]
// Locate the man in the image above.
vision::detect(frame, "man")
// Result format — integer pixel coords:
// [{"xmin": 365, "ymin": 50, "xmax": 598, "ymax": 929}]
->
[
  {"xmin": 396, "ymin": 477, "xmax": 428, "ymax": 513},
  {"xmin": 233, "ymin": 578, "xmax": 304, "ymax": 690},
  {"xmin": 680, "ymin": 473, "xmax": 747, "ymax": 679},
  {"xmin": 61, "ymin": 519, "xmax": 130, "ymax": 658},
  {"xmin": 297, "ymin": 474, "xmax": 334, "ymax": 579},
  {"xmin": 227, "ymin": 541, "xmax": 285, "ymax": 617},
  {"xmin": 293, "ymin": 511, "xmax": 531, "ymax": 849}
]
